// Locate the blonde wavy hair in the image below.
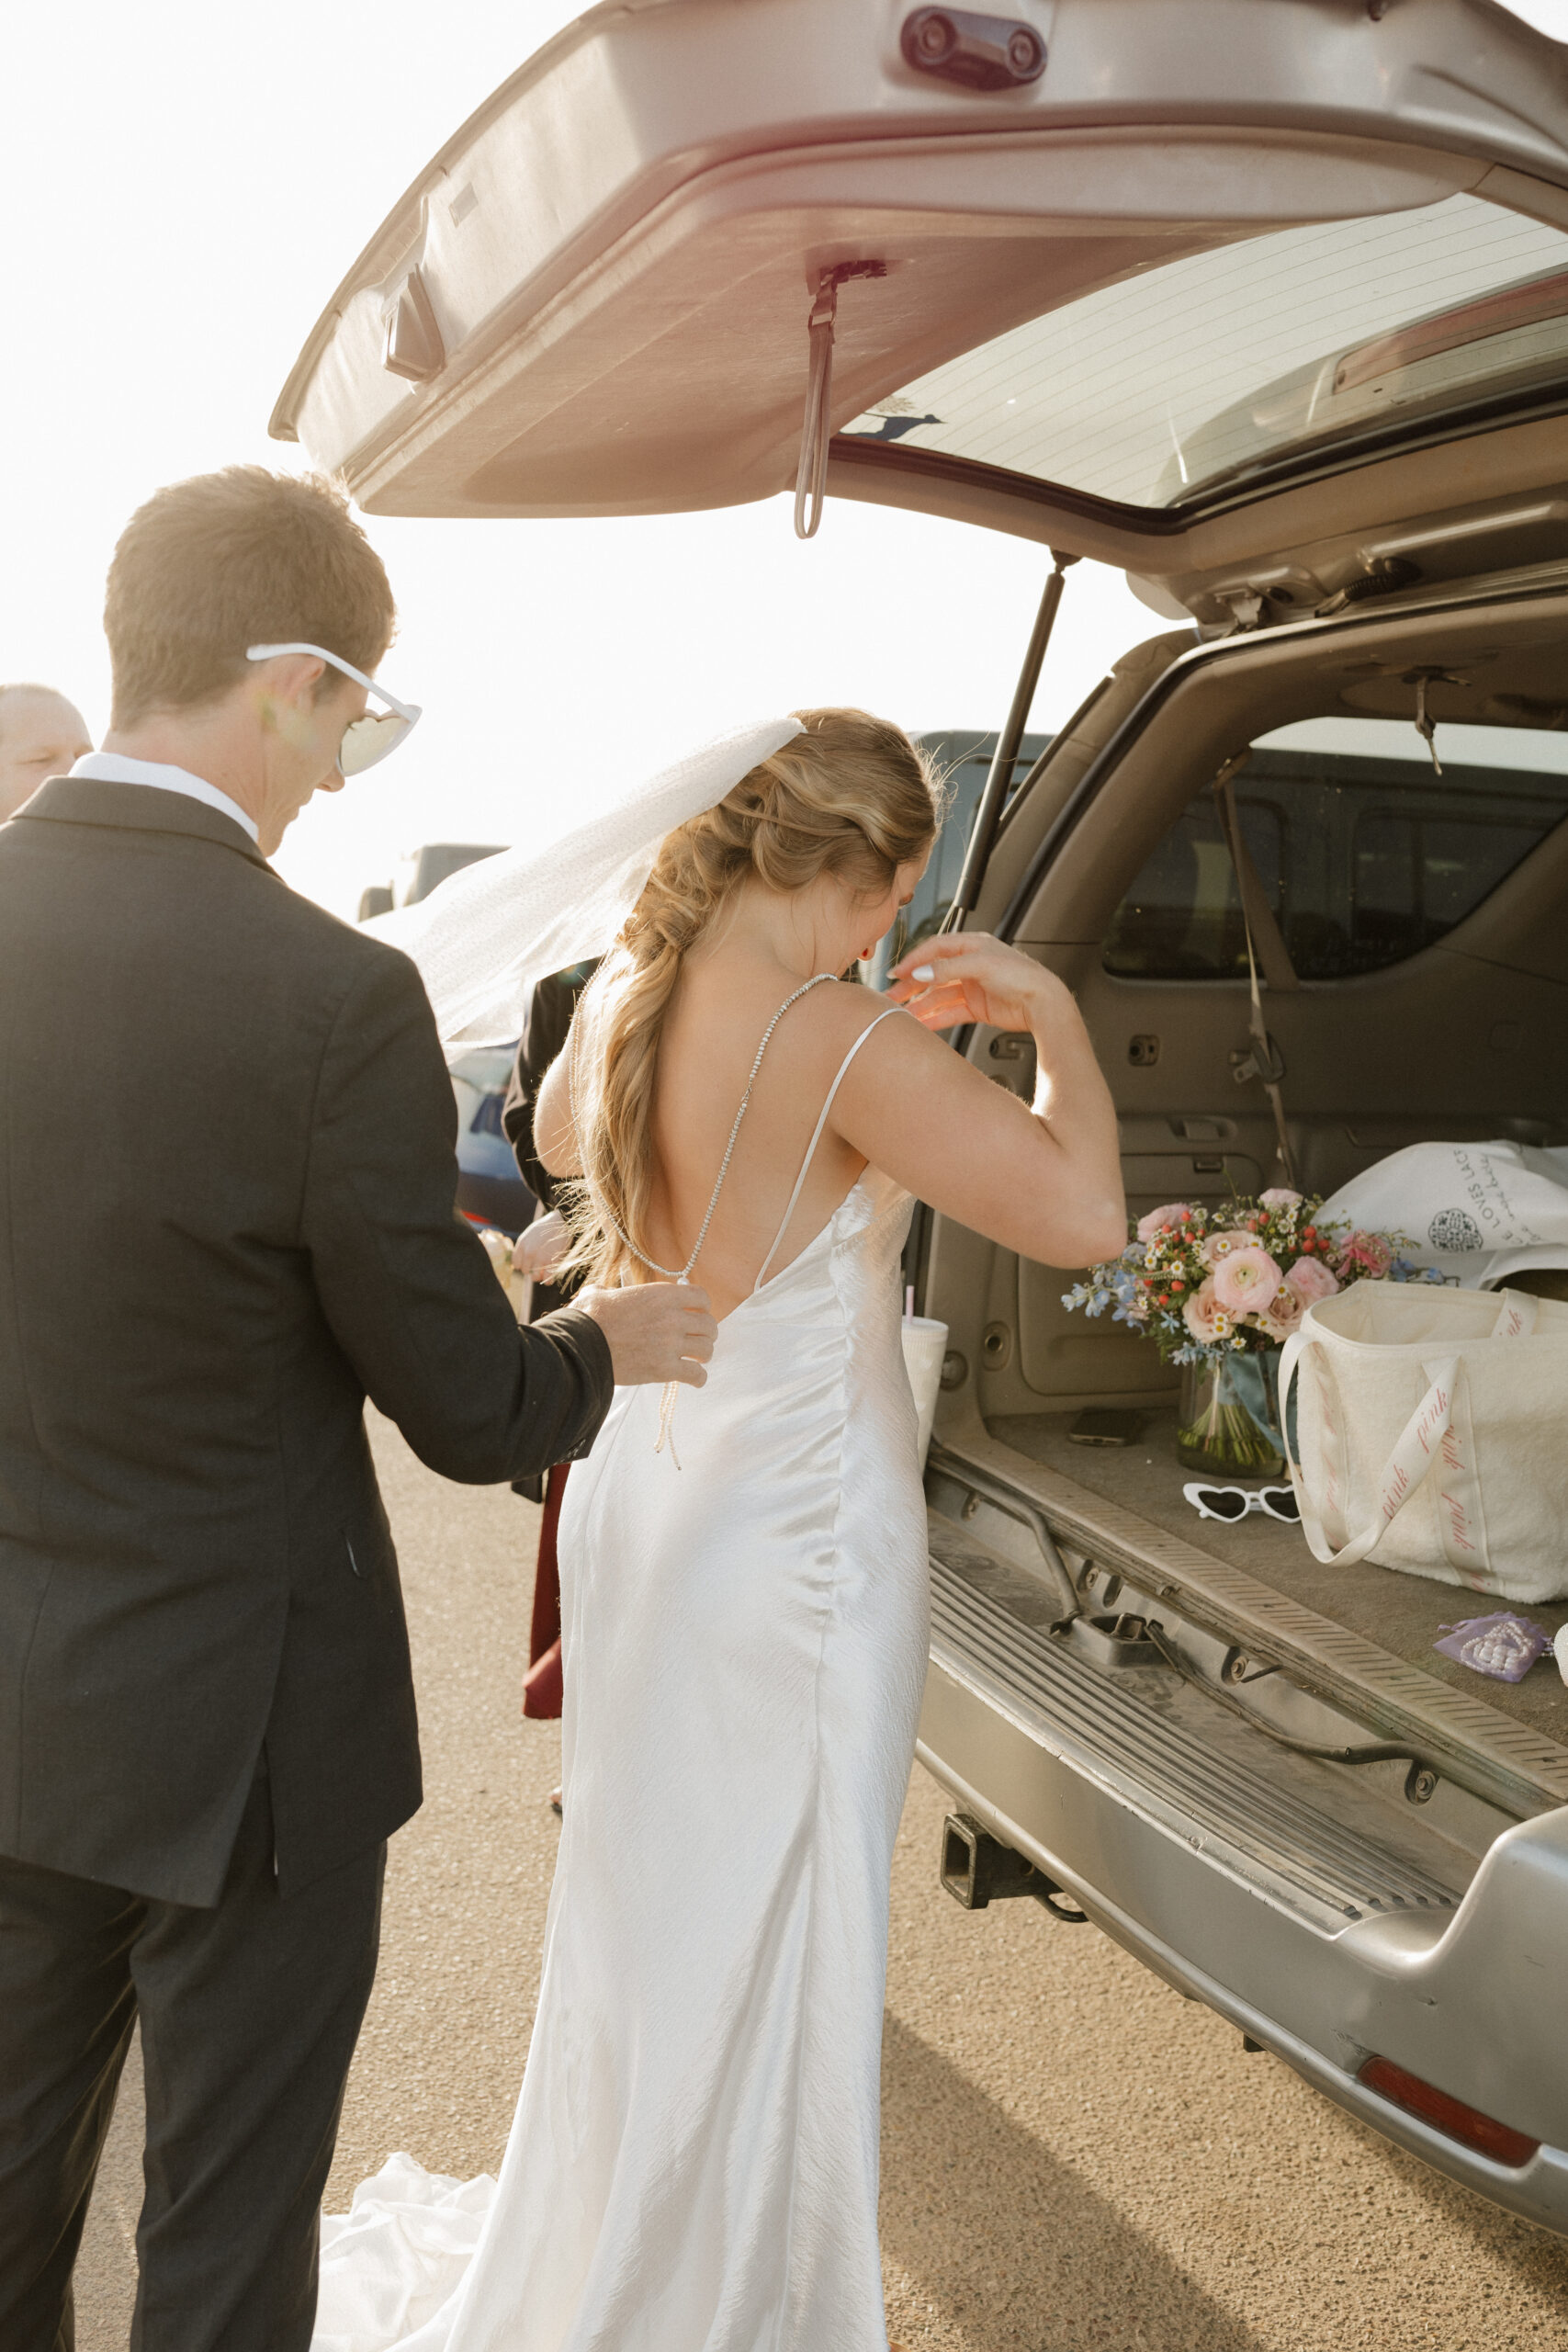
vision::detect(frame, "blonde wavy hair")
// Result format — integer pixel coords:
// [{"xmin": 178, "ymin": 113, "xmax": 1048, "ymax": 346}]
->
[{"xmin": 560, "ymin": 708, "xmax": 942, "ymax": 1287}]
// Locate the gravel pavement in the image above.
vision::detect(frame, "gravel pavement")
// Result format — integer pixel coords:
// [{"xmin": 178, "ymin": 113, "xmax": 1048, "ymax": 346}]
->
[{"xmin": 77, "ymin": 1412, "xmax": 1568, "ymax": 2349}]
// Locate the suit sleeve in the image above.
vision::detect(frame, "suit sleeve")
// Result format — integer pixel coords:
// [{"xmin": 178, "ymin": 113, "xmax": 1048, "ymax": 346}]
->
[{"xmin": 300, "ymin": 948, "xmax": 614, "ymax": 1484}]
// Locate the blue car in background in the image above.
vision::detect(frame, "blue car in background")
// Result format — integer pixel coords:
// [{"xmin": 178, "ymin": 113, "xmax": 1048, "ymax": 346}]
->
[{"xmin": 449, "ymin": 1042, "xmax": 536, "ymax": 1235}]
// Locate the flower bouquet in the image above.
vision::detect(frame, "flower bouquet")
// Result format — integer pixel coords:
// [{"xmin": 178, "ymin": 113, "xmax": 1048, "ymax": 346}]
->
[{"xmin": 1062, "ymin": 1190, "xmax": 1419, "ymax": 1477}]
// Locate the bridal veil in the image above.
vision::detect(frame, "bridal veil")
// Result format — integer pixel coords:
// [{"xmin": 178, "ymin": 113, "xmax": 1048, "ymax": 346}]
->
[{"xmin": 367, "ymin": 718, "xmax": 803, "ymax": 1047}]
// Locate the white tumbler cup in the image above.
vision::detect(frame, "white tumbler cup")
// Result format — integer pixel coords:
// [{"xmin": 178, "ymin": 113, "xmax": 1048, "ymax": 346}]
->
[{"xmin": 900, "ymin": 1316, "xmax": 948, "ymax": 1472}]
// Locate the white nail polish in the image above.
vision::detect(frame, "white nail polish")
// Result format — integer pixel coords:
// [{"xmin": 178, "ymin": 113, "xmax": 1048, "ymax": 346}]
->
[{"xmin": 911, "ymin": 965, "xmax": 934, "ymax": 982}]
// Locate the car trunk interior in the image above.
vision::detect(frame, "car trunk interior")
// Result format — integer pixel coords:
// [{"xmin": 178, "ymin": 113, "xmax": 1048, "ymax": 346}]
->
[{"xmin": 926, "ymin": 582, "xmax": 1568, "ymax": 1753}]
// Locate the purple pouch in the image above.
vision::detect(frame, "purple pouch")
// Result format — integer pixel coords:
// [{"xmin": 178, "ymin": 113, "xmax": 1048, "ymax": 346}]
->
[{"xmin": 1434, "ymin": 1611, "xmax": 1553, "ymax": 1682}]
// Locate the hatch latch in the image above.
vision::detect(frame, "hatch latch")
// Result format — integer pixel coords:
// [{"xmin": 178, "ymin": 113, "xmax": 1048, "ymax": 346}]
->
[
  {"xmin": 794, "ymin": 262, "xmax": 887, "ymax": 540},
  {"xmin": 1217, "ymin": 587, "xmax": 1268, "ymax": 634},
  {"xmin": 901, "ymin": 9, "xmax": 1048, "ymax": 91}
]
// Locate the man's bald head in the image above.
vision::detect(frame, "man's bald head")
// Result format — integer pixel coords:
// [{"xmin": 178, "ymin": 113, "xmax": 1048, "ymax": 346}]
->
[{"xmin": 0, "ymin": 685, "xmax": 92, "ymax": 820}]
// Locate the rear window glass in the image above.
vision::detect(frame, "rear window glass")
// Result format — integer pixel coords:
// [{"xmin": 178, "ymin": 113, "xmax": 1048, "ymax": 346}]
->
[
  {"xmin": 840, "ymin": 194, "xmax": 1568, "ymax": 514},
  {"xmin": 1102, "ymin": 718, "xmax": 1568, "ymax": 982}
]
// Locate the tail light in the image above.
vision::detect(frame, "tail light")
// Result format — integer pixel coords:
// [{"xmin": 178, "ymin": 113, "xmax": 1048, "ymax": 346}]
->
[{"xmin": 1358, "ymin": 2054, "xmax": 1540, "ymax": 2168}]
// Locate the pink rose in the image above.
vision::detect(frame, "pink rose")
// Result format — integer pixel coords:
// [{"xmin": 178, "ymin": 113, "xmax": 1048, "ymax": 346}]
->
[
  {"xmin": 1136, "ymin": 1203, "xmax": 1195, "ymax": 1242},
  {"xmin": 1199, "ymin": 1227, "xmax": 1251, "ymax": 1269},
  {"xmin": 1212, "ymin": 1245, "xmax": 1282, "ymax": 1316},
  {"xmin": 1255, "ymin": 1283, "xmax": 1304, "ymax": 1341},
  {"xmin": 1183, "ymin": 1279, "xmax": 1233, "ymax": 1345},
  {"xmin": 1337, "ymin": 1228, "xmax": 1393, "ymax": 1279},
  {"xmin": 1285, "ymin": 1257, "xmax": 1339, "ymax": 1306},
  {"xmin": 1259, "ymin": 1187, "xmax": 1303, "ymax": 1209}
]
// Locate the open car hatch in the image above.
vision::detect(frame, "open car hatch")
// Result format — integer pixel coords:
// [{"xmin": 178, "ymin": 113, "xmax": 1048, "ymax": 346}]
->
[{"xmin": 272, "ymin": 0, "xmax": 1568, "ymax": 617}]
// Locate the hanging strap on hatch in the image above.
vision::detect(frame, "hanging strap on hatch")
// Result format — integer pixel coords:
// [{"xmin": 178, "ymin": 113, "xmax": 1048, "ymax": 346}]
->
[
  {"xmin": 793, "ymin": 262, "xmax": 887, "ymax": 540},
  {"xmin": 1213, "ymin": 753, "xmax": 1300, "ymax": 1190}
]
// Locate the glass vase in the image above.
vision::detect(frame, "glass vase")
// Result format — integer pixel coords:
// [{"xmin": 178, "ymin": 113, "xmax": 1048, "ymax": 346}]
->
[{"xmin": 1176, "ymin": 1349, "xmax": 1285, "ymax": 1479}]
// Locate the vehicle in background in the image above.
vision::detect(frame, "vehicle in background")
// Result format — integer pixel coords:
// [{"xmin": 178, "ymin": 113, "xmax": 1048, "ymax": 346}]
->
[
  {"xmin": 356, "ymin": 840, "xmax": 506, "ymax": 922},
  {"xmin": 276, "ymin": 0, "xmax": 1568, "ymax": 2233},
  {"xmin": 355, "ymin": 840, "xmax": 526, "ymax": 1227},
  {"xmin": 450, "ymin": 1042, "xmax": 534, "ymax": 1235},
  {"xmin": 870, "ymin": 730, "xmax": 1050, "ymax": 985}
]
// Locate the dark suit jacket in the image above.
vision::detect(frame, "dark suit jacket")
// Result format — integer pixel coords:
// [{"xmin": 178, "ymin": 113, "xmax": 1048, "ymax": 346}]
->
[{"xmin": 0, "ymin": 778, "xmax": 613, "ymax": 1905}]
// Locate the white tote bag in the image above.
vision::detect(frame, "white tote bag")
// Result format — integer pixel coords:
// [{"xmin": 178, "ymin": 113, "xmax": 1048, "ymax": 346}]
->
[{"xmin": 1280, "ymin": 1283, "xmax": 1568, "ymax": 1603}]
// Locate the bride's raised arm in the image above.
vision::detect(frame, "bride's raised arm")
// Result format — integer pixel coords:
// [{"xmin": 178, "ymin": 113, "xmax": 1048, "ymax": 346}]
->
[{"xmin": 841, "ymin": 931, "xmax": 1126, "ymax": 1272}]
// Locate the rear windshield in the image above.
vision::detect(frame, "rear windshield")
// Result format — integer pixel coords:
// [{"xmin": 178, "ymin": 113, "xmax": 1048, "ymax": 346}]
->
[
  {"xmin": 1103, "ymin": 718, "xmax": 1568, "ymax": 983},
  {"xmin": 841, "ymin": 194, "xmax": 1568, "ymax": 514}
]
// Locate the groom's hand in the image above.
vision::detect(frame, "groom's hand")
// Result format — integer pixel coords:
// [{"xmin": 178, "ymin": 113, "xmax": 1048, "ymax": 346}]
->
[{"xmin": 575, "ymin": 1283, "xmax": 717, "ymax": 1388}]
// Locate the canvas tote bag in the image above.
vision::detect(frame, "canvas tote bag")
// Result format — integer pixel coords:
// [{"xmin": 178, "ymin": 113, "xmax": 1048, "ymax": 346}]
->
[{"xmin": 1279, "ymin": 1283, "xmax": 1568, "ymax": 1603}]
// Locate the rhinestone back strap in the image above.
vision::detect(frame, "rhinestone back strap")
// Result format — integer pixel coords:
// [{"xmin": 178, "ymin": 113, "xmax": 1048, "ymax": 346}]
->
[
  {"xmin": 592, "ymin": 970, "xmax": 837, "ymax": 1283},
  {"xmin": 577, "ymin": 969, "xmax": 838, "ymax": 1464}
]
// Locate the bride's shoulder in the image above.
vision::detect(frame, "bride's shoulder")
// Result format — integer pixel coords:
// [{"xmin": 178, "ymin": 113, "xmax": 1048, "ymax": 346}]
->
[{"xmin": 796, "ymin": 978, "xmax": 914, "ymax": 1064}]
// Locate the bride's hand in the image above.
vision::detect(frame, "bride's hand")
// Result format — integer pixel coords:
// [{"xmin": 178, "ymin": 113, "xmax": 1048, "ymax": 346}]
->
[
  {"xmin": 576, "ymin": 1282, "xmax": 718, "ymax": 1388},
  {"xmin": 513, "ymin": 1209, "xmax": 570, "ymax": 1283},
  {"xmin": 887, "ymin": 932, "xmax": 1063, "ymax": 1035}
]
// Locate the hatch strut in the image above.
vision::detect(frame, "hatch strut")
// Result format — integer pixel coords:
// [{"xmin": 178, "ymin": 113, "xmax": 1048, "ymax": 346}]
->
[
  {"xmin": 1213, "ymin": 754, "xmax": 1300, "ymax": 1189},
  {"xmin": 793, "ymin": 261, "xmax": 887, "ymax": 540},
  {"xmin": 942, "ymin": 551, "xmax": 1077, "ymax": 934}
]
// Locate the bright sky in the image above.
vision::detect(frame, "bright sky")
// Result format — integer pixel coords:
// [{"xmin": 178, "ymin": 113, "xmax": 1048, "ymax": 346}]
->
[{"xmin": 0, "ymin": 1, "xmax": 1158, "ymax": 920}]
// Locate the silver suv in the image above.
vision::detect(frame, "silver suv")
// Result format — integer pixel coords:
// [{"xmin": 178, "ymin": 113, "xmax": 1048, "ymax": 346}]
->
[{"xmin": 273, "ymin": 0, "xmax": 1568, "ymax": 2233}]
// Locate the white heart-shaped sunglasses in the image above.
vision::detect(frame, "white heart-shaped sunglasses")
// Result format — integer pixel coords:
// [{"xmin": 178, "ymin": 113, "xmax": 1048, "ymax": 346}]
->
[
  {"xmin": 1183, "ymin": 1480, "xmax": 1300, "ymax": 1525},
  {"xmin": 247, "ymin": 641, "xmax": 421, "ymax": 776}
]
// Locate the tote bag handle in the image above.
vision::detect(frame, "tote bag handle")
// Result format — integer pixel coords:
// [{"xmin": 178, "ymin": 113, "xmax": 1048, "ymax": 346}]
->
[
  {"xmin": 1280, "ymin": 1291, "xmax": 1534, "ymax": 1573},
  {"xmin": 1280, "ymin": 1334, "xmax": 1461, "ymax": 1566}
]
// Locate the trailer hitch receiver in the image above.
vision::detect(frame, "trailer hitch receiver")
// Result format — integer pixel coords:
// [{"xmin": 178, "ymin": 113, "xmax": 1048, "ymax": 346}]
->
[{"xmin": 941, "ymin": 1813, "xmax": 1089, "ymax": 1920}]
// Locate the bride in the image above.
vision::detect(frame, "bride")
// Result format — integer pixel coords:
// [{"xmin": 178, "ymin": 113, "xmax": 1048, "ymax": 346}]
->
[{"xmin": 316, "ymin": 708, "xmax": 1124, "ymax": 2352}]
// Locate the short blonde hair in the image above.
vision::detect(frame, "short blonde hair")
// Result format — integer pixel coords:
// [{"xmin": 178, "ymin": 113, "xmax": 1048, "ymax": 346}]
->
[{"xmin": 105, "ymin": 467, "xmax": 395, "ymax": 728}]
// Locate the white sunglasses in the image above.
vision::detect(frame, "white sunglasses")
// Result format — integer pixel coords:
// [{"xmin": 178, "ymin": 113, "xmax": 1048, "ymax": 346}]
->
[
  {"xmin": 246, "ymin": 641, "xmax": 421, "ymax": 776},
  {"xmin": 1183, "ymin": 1480, "xmax": 1301, "ymax": 1525}
]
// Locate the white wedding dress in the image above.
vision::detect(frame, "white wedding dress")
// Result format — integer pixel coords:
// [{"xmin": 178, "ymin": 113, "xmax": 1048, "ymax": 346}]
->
[{"xmin": 314, "ymin": 1010, "xmax": 930, "ymax": 2352}]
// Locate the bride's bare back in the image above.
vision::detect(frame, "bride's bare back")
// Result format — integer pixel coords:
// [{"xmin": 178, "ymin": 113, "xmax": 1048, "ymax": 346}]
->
[
  {"xmin": 537, "ymin": 886, "xmax": 1126, "ymax": 1329},
  {"xmin": 647, "ymin": 948, "xmax": 886, "ymax": 1320}
]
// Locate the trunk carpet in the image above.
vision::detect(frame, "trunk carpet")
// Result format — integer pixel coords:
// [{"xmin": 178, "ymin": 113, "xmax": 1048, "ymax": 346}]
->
[{"xmin": 988, "ymin": 1408, "xmax": 1568, "ymax": 1740}]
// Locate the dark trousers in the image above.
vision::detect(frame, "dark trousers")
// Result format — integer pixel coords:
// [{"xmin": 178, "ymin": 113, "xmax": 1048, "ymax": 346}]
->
[{"xmin": 0, "ymin": 1763, "xmax": 384, "ymax": 2352}]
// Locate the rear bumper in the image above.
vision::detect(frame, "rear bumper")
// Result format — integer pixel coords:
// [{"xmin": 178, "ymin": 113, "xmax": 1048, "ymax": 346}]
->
[{"xmin": 919, "ymin": 1641, "xmax": 1568, "ymax": 2234}]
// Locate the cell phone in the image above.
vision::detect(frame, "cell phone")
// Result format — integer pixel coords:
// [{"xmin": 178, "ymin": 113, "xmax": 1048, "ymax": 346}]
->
[{"xmin": 1068, "ymin": 1408, "xmax": 1145, "ymax": 1448}]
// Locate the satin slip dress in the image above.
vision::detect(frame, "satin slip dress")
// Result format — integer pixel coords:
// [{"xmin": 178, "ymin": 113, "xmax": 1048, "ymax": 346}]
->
[{"xmin": 314, "ymin": 994, "xmax": 931, "ymax": 2352}]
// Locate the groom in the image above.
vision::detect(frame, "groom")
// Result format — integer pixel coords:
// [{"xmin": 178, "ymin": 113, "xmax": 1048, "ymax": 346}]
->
[{"xmin": 0, "ymin": 467, "xmax": 714, "ymax": 2350}]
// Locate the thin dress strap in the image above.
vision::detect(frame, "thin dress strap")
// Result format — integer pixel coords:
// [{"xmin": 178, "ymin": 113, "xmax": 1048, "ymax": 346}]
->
[
  {"xmin": 588, "ymin": 970, "xmax": 836, "ymax": 1282},
  {"xmin": 752, "ymin": 1007, "xmax": 900, "ymax": 1294}
]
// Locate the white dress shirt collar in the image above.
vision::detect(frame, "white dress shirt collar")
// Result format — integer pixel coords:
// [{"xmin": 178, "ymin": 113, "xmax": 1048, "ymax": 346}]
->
[{"xmin": 70, "ymin": 752, "xmax": 260, "ymax": 845}]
